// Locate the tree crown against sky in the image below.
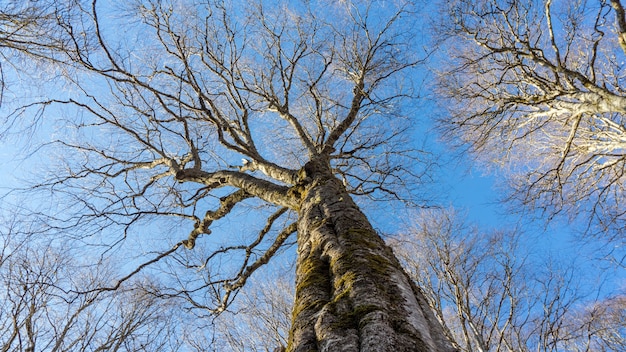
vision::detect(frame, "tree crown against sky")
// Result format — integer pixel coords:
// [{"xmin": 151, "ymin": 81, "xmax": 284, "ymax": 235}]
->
[
  {"xmin": 435, "ymin": 0, "xmax": 626, "ymax": 242},
  {"xmin": 1, "ymin": 0, "xmax": 425, "ymax": 266},
  {"xmin": 0, "ymin": 1, "xmax": 456, "ymax": 351}
]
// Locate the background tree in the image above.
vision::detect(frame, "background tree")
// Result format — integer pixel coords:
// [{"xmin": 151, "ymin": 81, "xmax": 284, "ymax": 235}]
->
[
  {"xmin": 434, "ymin": 0, "xmax": 626, "ymax": 241},
  {"xmin": 571, "ymin": 295, "xmax": 626, "ymax": 351},
  {"xmin": 0, "ymin": 217, "xmax": 182, "ymax": 352},
  {"xmin": 391, "ymin": 208, "xmax": 626, "ymax": 352},
  {"xmin": 0, "ymin": 0, "xmax": 453, "ymax": 351}
]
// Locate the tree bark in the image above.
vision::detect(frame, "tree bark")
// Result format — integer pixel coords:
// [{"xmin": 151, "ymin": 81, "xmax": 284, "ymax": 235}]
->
[{"xmin": 288, "ymin": 160, "xmax": 455, "ymax": 352}]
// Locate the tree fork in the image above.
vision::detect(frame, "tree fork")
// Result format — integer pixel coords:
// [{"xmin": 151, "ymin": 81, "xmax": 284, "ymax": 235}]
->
[{"xmin": 288, "ymin": 160, "xmax": 455, "ymax": 352}]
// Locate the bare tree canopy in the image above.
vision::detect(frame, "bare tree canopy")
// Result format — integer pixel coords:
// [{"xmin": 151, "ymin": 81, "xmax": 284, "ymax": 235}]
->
[
  {"xmin": 0, "ymin": 0, "xmax": 453, "ymax": 351},
  {"xmin": 0, "ymin": 218, "xmax": 183, "ymax": 351},
  {"xmin": 392, "ymin": 208, "xmax": 626, "ymax": 352},
  {"xmin": 436, "ymin": 0, "xmax": 626, "ymax": 239}
]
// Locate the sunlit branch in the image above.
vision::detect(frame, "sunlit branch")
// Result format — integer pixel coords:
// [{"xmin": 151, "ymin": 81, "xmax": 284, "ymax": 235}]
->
[
  {"xmin": 237, "ymin": 158, "xmax": 299, "ymax": 185},
  {"xmin": 175, "ymin": 168, "xmax": 297, "ymax": 209}
]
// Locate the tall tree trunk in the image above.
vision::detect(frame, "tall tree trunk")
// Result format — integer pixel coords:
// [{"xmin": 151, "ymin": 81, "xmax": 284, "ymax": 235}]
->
[{"xmin": 288, "ymin": 160, "xmax": 455, "ymax": 352}]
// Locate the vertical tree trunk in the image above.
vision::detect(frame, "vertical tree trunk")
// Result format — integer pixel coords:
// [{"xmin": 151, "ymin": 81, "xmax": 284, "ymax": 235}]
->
[{"xmin": 287, "ymin": 161, "xmax": 455, "ymax": 352}]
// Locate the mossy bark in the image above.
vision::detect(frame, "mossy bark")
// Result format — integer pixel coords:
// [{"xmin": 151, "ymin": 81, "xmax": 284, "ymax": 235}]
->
[{"xmin": 287, "ymin": 161, "xmax": 455, "ymax": 352}]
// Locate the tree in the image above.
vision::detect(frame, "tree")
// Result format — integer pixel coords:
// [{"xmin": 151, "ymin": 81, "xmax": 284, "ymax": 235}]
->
[
  {"xmin": 434, "ymin": 0, "xmax": 626, "ymax": 240},
  {"xmin": 0, "ymin": 1, "xmax": 453, "ymax": 350},
  {"xmin": 391, "ymin": 208, "xmax": 626, "ymax": 352},
  {"xmin": 572, "ymin": 295, "xmax": 626, "ymax": 351},
  {"xmin": 0, "ymin": 218, "xmax": 182, "ymax": 351}
]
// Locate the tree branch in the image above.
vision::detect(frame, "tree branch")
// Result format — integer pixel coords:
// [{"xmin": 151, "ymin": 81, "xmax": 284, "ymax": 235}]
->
[
  {"xmin": 175, "ymin": 168, "xmax": 297, "ymax": 209},
  {"xmin": 218, "ymin": 220, "xmax": 297, "ymax": 313},
  {"xmin": 183, "ymin": 189, "xmax": 253, "ymax": 249}
]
